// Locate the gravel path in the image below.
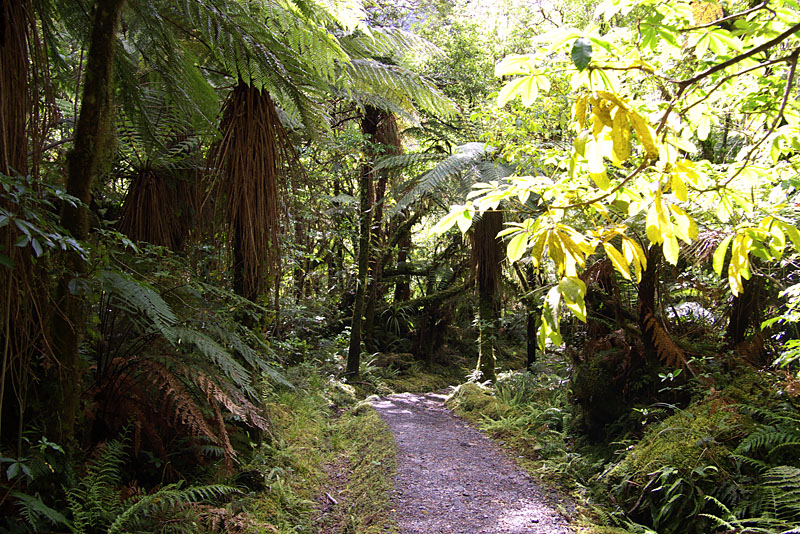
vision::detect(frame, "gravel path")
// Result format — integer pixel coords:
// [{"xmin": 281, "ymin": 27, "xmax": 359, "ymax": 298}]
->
[{"xmin": 371, "ymin": 392, "xmax": 573, "ymax": 534}]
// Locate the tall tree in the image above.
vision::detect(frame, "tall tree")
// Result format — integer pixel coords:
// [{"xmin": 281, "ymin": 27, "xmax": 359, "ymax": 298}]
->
[
  {"xmin": 347, "ymin": 106, "xmax": 381, "ymax": 377},
  {"xmin": 471, "ymin": 210, "xmax": 504, "ymax": 382},
  {"xmin": 53, "ymin": 0, "xmax": 126, "ymax": 443}
]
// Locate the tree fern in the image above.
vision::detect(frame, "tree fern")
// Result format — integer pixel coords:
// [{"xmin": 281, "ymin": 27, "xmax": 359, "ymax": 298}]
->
[
  {"xmin": 99, "ymin": 270, "xmax": 178, "ymax": 339},
  {"xmin": 391, "ymin": 142, "xmax": 496, "ymax": 214}
]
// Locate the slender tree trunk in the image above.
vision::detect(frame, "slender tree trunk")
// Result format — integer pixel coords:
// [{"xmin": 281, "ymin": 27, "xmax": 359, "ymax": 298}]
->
[
  {"xmin": 53, "ymin": 0, "xmax": 126, "ymax": 443},
  {"xmin": 394, "ymin": 231, "xmax": 412, "ymax": 303},
  {"xmin": 347, "ymin": 107, "xmax": 381, "ymax": 377},
  {"xmin": 637, "ymin": 244, "xmax": 662, "ymax": 359},
  {"xmin": 363, "ymin": 167, "xmax": 387, "ymax": 351}
]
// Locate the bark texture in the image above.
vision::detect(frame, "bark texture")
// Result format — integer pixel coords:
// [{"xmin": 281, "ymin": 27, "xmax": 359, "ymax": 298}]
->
[{"xmin": 54, "ymin": 0, "xmax": 126, "ymax": 443}]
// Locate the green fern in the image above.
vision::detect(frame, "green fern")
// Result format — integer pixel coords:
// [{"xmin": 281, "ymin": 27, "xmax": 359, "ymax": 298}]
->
[
  {"xmin": 390, "ymin": 142, "xmax": 499, "ymax": 214},
  {"xmin": 107, "ymin": 483, "xmax": 239, "ymax": 534},
  {"xmin": 11, "ymin": 491, "xmax": 72, "ymax": 532},
  {"xmin": 735, "ymin": 404, "xmax": 800, "ymax": 459},
  {"xmin": 67, "ymin": 439, "xmax": 128, "ymax": 534}
]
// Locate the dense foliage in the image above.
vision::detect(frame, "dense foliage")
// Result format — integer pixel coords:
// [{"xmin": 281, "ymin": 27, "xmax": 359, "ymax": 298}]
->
[{"xmin": 1, "ymin": 0, "xmax": 799, "ymax": 532}]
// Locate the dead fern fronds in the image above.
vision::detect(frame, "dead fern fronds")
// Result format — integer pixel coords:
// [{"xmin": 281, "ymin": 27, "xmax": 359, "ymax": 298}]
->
[
  {"xmin": 644, "ymin": 313, "xmax": 688, "ymax": 368},
  {"xmin": 117, "ymin": 168, "xmax": 198, "ymax": 251},
  {"xmin": 212, "ymin": 83, "xmax": 298, "ymax": 301}
]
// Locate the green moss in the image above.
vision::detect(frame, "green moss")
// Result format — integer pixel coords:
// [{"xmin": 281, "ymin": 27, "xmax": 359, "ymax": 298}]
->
[
  {"xmin": 608, "ymin": 401, "xmax": 737, "ymax": 486},
  {"xmin": 446, "ymin": 382, "xmax": 512, "ymax": 420},
  {"xmin": 384, "ymin": 359, "xmax": 470, "ymax": 393},
  {"xmin": 318, "ymin": 407, "xmax": 399, "ymax": 534}
]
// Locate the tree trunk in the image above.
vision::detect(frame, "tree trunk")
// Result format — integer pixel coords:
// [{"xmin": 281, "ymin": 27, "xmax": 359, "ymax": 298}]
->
[
  {"xmin": 472, "ymin": 210, "xmax": 504, "ymax": 383},
  {"xmin": 637, "ymin": 244, "xmax": 662, "ymax": 359},
  {"xmin": 347, "ymin": 107, "xmax": 381, "ymax": 377},
  {"xmin": 363, "ymin": 170, "xmax": 387, "ymax": 352},
  {"xmin": 726, "ymin": 273, "xmax": 761, "ymax": 345},
  {"xmin": 394, "ymin": 231, "xmax": 412, "ymax": 303},
  {"xmin": 53, "ymin": 0, "xmax": 126, "ymax": 443}
]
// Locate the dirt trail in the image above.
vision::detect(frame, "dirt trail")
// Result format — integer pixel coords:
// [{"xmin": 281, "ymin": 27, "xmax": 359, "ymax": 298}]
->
[{"xmin": 371, "ymin": 391, "xmax": 573, "ymax": 534}]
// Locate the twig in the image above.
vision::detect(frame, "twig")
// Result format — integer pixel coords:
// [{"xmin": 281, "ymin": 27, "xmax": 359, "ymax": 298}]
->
[
  {"xmin": 682, "ymin": 2, "xmax": 768, "ymax": 31},
  {"xmin": 325, "ymin": 492, "xmax": 339, "ymax": 505}
]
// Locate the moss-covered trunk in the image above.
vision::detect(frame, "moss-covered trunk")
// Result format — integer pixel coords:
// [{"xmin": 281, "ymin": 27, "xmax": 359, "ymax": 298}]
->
[
  {"xmin": 347, "ymin": 107, "xmax": 381, "ymax": 377},
  {"xmin": 53, "ymin": 0, "xmax": 126, "ymax": 443},
  {"xmin": 472, "ymin": 210, "xmax": 504, "ymax": 383}
]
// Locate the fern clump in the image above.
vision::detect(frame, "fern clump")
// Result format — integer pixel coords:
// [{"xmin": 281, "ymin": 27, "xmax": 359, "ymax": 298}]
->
[{"xmin": 447, "ymin": 382, "xmax": 511, "ymax": 420}]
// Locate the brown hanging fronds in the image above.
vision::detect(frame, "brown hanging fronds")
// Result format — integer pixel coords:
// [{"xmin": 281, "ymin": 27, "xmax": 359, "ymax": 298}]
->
[
  {"xmin": 644, "ymin": 312, "xmax": 688, "ymax": 368},
  {"xmin": 0, "ymin": 0, "xmax": 54, "ymax": 443},
  {"xmin": 211, "ymin": 83, "xmax": 298, "ymax": 301},
  {"xmin": 117, "ymin": 168, "xmax": 198, "ymax": 251}
]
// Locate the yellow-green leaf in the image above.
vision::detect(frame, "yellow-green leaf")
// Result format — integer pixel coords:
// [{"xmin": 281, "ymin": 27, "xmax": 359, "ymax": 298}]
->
[
  {"xmin": 604, "ymin": 242, "xmax": 632, "ymax": 280},
  {"xmin": 611, "ymin": 107, "xmax": 631, "ymax": 162},
  {"xmin": 663, "ymin": 234, "xmax": 680, "ymax": 265},
  {"xmin": 779, "ymin": 222, "xmax": 800, "ymax": 252},
  {"xmin": 559, "ymin": 276, "xmax": 587, "ymax": 322},
  {"xmin": 671, "ymin": 173, "xmax": 688, "ymax": 202},
  {"xmin": 669, "ymin": 204, "xmax": 697, "ymax": 243},
  {"xmin": 456, "ymin": 209, "xmax": 473, "ymax": 233},
  {"xmin": 497, "ymin": 77, "xmax": 527, "ymax": 107},
  {"xmin": 507, "ymin": 233, "xmax": 529, "ymax": 263},
  {"xmin": 646, "ymin": 203, "xmax": 661, "ymax": 244}
]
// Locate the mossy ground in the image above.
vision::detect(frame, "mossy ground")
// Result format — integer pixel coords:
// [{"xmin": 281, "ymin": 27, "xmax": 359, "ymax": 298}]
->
[{"xmin": 243, "ymin": 366, "xmax": 397, "ymax": 534}]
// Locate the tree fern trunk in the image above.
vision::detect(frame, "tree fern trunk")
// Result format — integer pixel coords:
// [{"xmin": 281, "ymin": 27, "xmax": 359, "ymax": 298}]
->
[
  {"xmin": 472, "ymin": 210, "xmax": 504, "ymax": 383},
  {"xmin": 637, "ymin": 244, "xmax": 662, "ymax": 359},
  {"xmin": 54, "ymin": 0, "xmax": 126, "ymax": 443}
]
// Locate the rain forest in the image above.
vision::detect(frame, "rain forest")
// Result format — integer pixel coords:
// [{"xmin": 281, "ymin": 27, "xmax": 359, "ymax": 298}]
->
[{"xmin": 1, "ymin": 0, "xmax": 800, "ymax": 532}]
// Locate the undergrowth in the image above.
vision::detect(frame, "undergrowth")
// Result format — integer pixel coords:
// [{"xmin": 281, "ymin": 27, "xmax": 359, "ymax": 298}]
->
[{"xmin": 444, "ymin": 358, "xmax": 800, "ymax": 534}]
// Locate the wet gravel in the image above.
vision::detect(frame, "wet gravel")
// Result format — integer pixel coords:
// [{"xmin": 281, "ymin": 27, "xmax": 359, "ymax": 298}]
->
[{"xmin": 371, "ymin": 391, "xmax": 573, "ymax": 534}]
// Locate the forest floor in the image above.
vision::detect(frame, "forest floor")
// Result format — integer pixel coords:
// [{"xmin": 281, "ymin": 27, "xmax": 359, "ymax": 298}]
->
[{"xmin": 371, "ymin": 391, "xmax": 574, "ymax": 534}]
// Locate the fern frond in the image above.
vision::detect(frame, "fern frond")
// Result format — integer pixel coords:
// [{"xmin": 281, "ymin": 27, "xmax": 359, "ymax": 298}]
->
[
  {"xmin": 643, "ymin": 313, "xmax": 688, "ymax": 368},
  {"xmin": 169, "ymin": 326, "xmax": 254, "ymax": 396},
  {"xmin": 108, "ymin": 483, "xmax": 239, "ymax": 534},
  {"xmin": 340, "ymin": 26, "xmax": 443, "ymax": 63},
  {"xmin": 100, "ymin": 270, "xmax": 178, "ymax": 338},
  {"xmin": 374, "ymin": 152, "xmax": 444, "ymax": 173},
  {"xmin": 342, "ymin": 58, "xmax": 457, "ymax": 118},
  {"xmin": 391, "ymin": 142, "xmax": 493, "ymax": 214}
]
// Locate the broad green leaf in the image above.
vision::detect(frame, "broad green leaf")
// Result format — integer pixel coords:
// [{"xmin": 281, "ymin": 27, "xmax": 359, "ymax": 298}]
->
[
  {"xmin": 604, "ymin": 242, "xmax": 632, "ymax": 281},
  {"xmin": 507, "ymin": 233, "xmax": 529, "ymax": 263},
  {"xmin": 671, "ymin": 173, "xmax": 688, "ymax": 202},
  {"xmin": 768, "ymin": 222, "xmax": 786, "ymax": 259},
  {"xmin": 663, "ymin": 234, "xmax": 680, "ymax": 265},
  {"xmin": 697, "ymin": 114, "xmax": 711, "ymax": 141},
  {"xmin": 621, "ymin": 236, "xmax": 646, "ymax": 282},
  {"xmin": 519, "ymin": 76, "xmax": 540, "ymax": 107},
  {"xmin": 456, "ymin": 209, "xmax": 473, "ymax": 233},
  {"xmin": 713, "ymin": 234, "xmax": 734, "ymax": 276},
  {"xmin": 495, "ymin": 55, "xmax": 533, "ymax": 76},
  {"xmin": 432, "ymin": 207, "xmax": 462, "ymax": 235},
  {"xmin": 779, "ymin": 222, "xmax": 800, "ymax": 252},
  {"xmin": 590, "ymin": 171, "xmax": 610, "ymax": 190},
  {"xmin": 646, "ymin": 203, "xmax": 661, "ymax": 244},
  {"xmin": 669, "ymin": 205, "xmax": 697, "ymax": 243},
  {"xmin": 559, "ymin": 276, "xmax": 587, "ymax": 322},
  {"xmin": 571, "ymin": 37, "xmax": 593, "ymax": 71},
  {"xmin": 497, "ymin": 77, "xmax": 528, "ymax": 107},
  {"xmin": 0, "ymin": 254, "xmax": 13, "ymax": 269}
]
